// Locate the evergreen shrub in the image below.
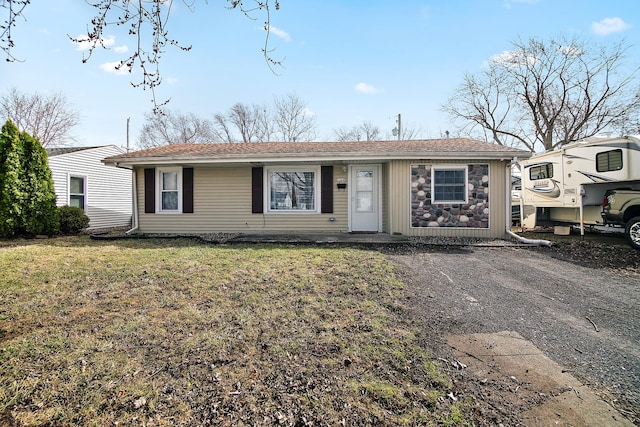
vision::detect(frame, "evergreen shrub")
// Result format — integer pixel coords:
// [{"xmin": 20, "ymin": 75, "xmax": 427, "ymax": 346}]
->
[{"xmin": 58, "ymin": 205, "xmax": 90, "ymax": 234}]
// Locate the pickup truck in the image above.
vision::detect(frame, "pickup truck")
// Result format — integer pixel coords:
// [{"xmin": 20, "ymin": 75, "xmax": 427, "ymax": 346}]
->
[{"xmin": 602, "ymin": 189, "xmax": 640, "ymax": 250}]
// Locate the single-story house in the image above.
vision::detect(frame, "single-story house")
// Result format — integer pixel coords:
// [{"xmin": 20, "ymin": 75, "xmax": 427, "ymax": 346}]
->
[
  {"xmin": 102, "ymin": 139, "xmax": 531, "ymax": 238},
  {"xmin": 47, "ymin": 145, "xmax": 133, "ymax": 229}
]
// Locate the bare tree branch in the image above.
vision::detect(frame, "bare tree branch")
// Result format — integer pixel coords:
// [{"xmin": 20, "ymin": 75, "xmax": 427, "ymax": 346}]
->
[
  {"xmin": 1, "ymin": 1, "xmax": 282, "ymax": 112},
  {"xmin": 0, "ymin": 0, "xmax": 29, "ymax": 62},
  {"xmin": 137, "ymin": 110, "xmax": 215, "ymax": 148},
  {"xmin": 212, "ymin": 112, "xmax": 235, "ymax": 143},
  {"xmin": 334, "ymin": 122, "xmax": 376, "ymax": 142},
  {"xmin": 443, "ymin": 35, "xmax": 640, "ymax": 152},
  {"xmin": 272, "ymin": 93, "xmax": 316, "ymax": 142},
  {"xmin": 0, "ymin": 87, "xmax": 80, "ymax": 147},
  {"xmin": 228, "ymin": 103, "xmax": 266, "ymax": 142},
  {"xmin": 211, "ymin": 94, "xmax": 316, "ymax": 143}
]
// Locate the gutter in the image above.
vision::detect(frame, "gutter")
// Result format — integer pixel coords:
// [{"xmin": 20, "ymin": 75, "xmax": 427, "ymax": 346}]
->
[
  {"xmin": 104, "ymin": 151, "xmax": 531, "ymax": 168},
  {"xmin": 505, "ymin": 158, "xmax": 552, "ymax": 247}
]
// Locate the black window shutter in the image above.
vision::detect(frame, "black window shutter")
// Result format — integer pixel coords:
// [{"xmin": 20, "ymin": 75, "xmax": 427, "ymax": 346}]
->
[
  {"xmin": 182, "ymin": 168, "xmax": 194, "ymax": 213},
  {"xmin": 144, "ymin": 168, "xmax": 155, "ymax": 213},
  {"xmin": 321, "ymin": 166, "xmax": 333, "ymax": 213},
  {"xmin": 252, "ymin": 167, "xmax": 264, "ymax": 213}
]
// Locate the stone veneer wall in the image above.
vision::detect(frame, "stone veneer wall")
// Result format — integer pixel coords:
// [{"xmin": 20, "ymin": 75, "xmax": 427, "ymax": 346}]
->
[{"xmin": 410, "ymin": 164, "xmax": 489, "ymax": 228}]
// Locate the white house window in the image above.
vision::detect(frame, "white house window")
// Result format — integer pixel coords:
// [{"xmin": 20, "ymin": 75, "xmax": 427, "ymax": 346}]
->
[
  {"xmin": 267, "ymin": 168, "xmax": 318, "ymax": 212},
  {"xmin": 69, "ymin": 176, "xmax": 86, "ymax": 209},
  {"xmin": 158, "ymin": 168, "xmax": 182, "ymax": 212},
  {"xmin": 432, "ymin": 168, "xmax": 467, "ymax": 203}
]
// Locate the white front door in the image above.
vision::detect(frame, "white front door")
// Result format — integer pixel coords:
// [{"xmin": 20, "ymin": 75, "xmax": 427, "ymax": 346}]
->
[{"xmin": 349, "ymin": 165, "xmax": 381, "ymax": 232}]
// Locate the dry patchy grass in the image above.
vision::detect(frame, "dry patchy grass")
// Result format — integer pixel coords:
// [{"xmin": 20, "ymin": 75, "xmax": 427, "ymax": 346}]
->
[{"xmin": 0, "ymin": 237, "xmax": 466, "ymax": 426}]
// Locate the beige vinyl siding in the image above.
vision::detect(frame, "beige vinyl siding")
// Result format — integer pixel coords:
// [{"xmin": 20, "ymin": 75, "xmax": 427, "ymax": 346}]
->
[
  {"xmin": 49, "ymin": 146, "xmax": 132, "ymax": 229},
  {"xmin": 387, "ymin": 159, "xmax": 509, "ymax": 238},
  {"xmin": 381, "ymin": 163, "xmax": 389, "ymax": 233},
  {"xmin": 137, "ymin": 165, "xmax": 349, "ymax": 234}
]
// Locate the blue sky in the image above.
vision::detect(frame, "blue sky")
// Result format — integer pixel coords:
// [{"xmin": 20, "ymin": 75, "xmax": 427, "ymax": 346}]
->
[{"xmin": 1, "ymin": 0, "xmax": 638, "ymax": 149}]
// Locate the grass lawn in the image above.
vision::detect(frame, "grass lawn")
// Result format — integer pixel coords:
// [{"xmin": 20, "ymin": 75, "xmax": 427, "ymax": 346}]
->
[{"xmin": 0, "ymin": 237, "xmax": 467, "ymax": 426}]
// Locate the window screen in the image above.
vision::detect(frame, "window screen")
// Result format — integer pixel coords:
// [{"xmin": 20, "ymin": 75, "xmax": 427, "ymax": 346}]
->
[
  {"xmin": 596, "ymin": 149, "xmax": 623, "ymax": 172},
  {"xmin": 529, "ymin": 164, "xmax": 554, "ymax": 180}
]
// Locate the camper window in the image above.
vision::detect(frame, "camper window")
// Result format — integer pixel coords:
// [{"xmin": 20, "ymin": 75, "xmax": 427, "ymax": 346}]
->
[
  {"xmin": 596, "ymin": 149, "xmax": 623, "ymax": 172},
  {"xmin": 529, "ymin": 164, "xmax": 554, "ymax": 180}
]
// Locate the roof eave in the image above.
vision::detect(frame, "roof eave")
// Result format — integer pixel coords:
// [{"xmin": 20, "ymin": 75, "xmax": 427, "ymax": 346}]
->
[{"xmin": 104, "ymin": 150, "xmax": 530, "ymax": 167}]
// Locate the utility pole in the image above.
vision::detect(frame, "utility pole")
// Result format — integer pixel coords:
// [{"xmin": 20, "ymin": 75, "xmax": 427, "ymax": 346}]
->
[
  {"xmin": 126, "ymin": 117, "xmax": 130, "ymax": 152},
  {"xmin": 392, "ymin": 113, "xmax": 402, "ymax": 140}
]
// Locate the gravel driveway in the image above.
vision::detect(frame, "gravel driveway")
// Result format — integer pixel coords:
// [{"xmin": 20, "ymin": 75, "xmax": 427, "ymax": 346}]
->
[{"xmin": 387, "ymin": 243, "xmax": 639, "ymax": 424}]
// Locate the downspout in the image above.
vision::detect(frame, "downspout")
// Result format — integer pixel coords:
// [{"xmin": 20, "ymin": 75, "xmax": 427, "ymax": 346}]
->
[
  {"xmin": 126, "ymin": 167, "xmax": 139, "ymax": 235},
  {"xmin": 579, "ymin": 184, "xmax": 585, "ymax": 239},
  {"xmin": 505, "ymin": 158, "xmax": 552, "ymax": 246}
]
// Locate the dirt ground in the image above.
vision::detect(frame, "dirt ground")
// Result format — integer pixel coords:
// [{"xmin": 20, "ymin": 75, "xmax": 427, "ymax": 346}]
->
[{"xmin": 385, "ymin": 230, "xmax": 640, "ymax": 426}]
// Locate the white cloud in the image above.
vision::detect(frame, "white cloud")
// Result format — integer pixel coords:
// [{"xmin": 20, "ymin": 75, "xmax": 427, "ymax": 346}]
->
[
  {"xmin": 268, "ymin": 25, "xmax": 291, "ymax": 42},
  {"xmin": 591, "ymin": 17, "xmax": 630, "ymax": 36},
  {"xmin": 75, "ymin": 34, "xmax": 116, "ymax": 51},
  {"xmin": 302, "ymin": 107, "xmax": 315, "ymax": 117},
  {"xmin": 166, "ymin": 77, "xmax": 179, "ymax": 84},
  {"xmin": 354, "ymin": 82, "xmax": 381, "ymax": 95},
  {"xmin": 114, "ymin": 45, "xmax": 129, "ymax": 53},
  {"xmin": 490, "ymin": 50, "xmax": 536, "ymax": 67},
  {"xmin": 99, "ymin": 61, "xmax": 130, "ymax": 76}
]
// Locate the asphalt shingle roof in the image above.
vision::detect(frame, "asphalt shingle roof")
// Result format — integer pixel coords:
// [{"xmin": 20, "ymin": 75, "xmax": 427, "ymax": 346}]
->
[
  {"xmin": 104, "ymin": 139, "xmax": 530, "ymax": 164},
  {"xmin": 46, "ymin": 146, "xmax": 102, "ymax": 157}
]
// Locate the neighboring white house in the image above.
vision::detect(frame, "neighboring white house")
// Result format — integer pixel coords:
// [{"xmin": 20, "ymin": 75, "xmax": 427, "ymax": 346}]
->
[{"xmin": 47, "ymin": 145, "xmax": 132, "ymax": 229}]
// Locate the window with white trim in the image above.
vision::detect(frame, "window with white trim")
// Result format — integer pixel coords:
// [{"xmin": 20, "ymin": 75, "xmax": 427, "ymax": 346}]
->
[
  {"xmin": 157, "ymin": 168, "xmax": 182, "ymax": 213},
  {"xmin": 432, "ymin": 167, "xmax": 467, "ymax": 203},
  {"xmin": 267, "ymin": 167, "xmax": 318, "ymax": 212},
  {"xmin": 69, "ymin": 175, "xmax": 86, "ymax": 209}
]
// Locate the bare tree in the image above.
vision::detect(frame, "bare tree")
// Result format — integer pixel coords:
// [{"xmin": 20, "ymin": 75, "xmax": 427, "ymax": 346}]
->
[
  {"xmin": 334, "ymin": 126, "xmax": 361, "ymax": 142},
  {"xmin": 334, "ymin": 121, "xmax": 381, "ymax": 141},
  {"xmin": 619, "ymin": 92, "xmax": 640, "ymax": 135},
  {"xmin": 212, "ymin": 113, "xmax": 235, "ymax": 143},
  {"xmin": 256, "ymin": 104, "xmax": 275, "ymax": 142},
  {"xmin": 272, "ymin": 93, "xmax": 317, "ymax": 142},
  {"xmin": 1, "ymin": 1, "xmax": 282, "ymax": 111},
  {"xmin": 137, "ymin": 110, "xmax": 215, "ymax": 148},
  {"xmin": 0, "ymin": 88, "xmax": 80, "ymax": 147},
  {"xmin": 212, "ymin": 94, "xmax": 316, "ymax": 142},
  {"xmin": 397, "ymin": 123, "xmax": 421, "ymax": 140},
  {"xmin": 229, "ymin": 103, "xmax": 271, "ymax": 142},
  {"xmin": 211, "ymin": 103, "xmax": 270, "ymax": 143},
  {"xmin": 443, "ymin": 35, "xmax": 640, "ymax": 152}
]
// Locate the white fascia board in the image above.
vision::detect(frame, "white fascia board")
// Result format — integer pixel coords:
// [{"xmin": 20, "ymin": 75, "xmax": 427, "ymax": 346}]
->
[{"xmin": 105, "ymin": 150, "xmax": 529, "ymax": 167}]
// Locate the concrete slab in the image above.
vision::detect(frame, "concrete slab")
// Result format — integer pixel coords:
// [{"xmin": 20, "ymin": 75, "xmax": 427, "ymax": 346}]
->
[{"xmin": 446, "ymin": 331, "xmax": 634, "ymax": 427}]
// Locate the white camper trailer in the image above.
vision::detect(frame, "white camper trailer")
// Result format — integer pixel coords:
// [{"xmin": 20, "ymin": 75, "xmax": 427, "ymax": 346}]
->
[{"xmin": 519, "ymin": 135, "xmax": 640, "ymax": 230}]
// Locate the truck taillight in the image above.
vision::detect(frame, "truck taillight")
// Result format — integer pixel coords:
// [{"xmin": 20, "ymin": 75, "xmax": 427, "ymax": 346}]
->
[{"xmin": 603, "ymin": 194, "xmax": 608, "ymax": 207}]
